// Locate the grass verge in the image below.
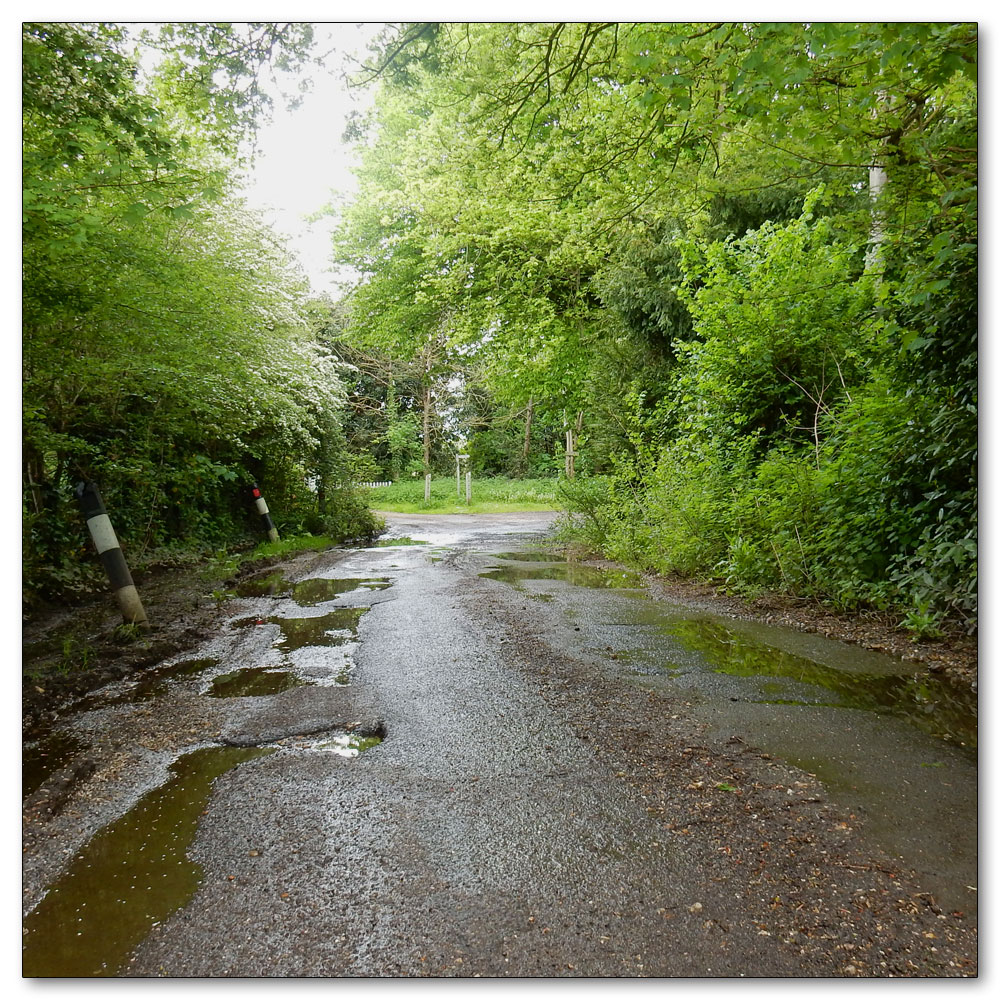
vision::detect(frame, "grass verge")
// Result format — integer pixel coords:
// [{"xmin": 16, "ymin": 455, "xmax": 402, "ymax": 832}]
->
[{"xmin": 363, "ymin": 477, "xmax": 562, "ymax": 514}]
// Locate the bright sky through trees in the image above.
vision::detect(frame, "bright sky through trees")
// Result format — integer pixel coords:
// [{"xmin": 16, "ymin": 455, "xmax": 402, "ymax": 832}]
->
[{"xmin": 241, "ymin": 22, "xmax": 379, "ymax": 297}]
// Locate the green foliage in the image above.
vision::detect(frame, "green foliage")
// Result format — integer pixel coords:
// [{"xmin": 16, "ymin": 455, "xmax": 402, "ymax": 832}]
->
[
  {"xmin": 21, "ymin": 22, "xmax": 379, "ymax": 606},
  {"xmin": 332, "ymin": 20, "xmax": 976, "ymax": 632}
]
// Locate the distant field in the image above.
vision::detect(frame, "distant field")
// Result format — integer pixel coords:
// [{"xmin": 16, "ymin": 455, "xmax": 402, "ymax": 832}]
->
[{"xmin": 362, "ymin": 477, "xmax": 562, "ymax": 514}]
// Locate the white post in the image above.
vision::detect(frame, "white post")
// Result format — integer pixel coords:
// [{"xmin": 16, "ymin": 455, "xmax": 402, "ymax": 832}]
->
[
  {"xmin": 424, "ymin": 473, "xmax": 432, "ymax": 503},
  {"xmin": 465, "ymin": 470, "xmax": 471, "ymax": 505}
]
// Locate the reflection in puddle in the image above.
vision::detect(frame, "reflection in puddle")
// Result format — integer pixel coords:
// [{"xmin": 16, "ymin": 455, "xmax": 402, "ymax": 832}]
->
[
  {"xmin": 207, "ymin": 668, "xmax": 309, "ymax": 698},
  {"xmin": 375, "ymin": 537, "xmax": 428, "ymax": 547},
  {"xmin": 291, "ymin": 577, "xmax": 390, "ymax": 606},
  {"xmin": 272, "ymin": 608, "xmax": 367, "ymax": 652},
  {"xmin": 493, "ymin": 551, "xmax": 563, "ymax": 562},
  {"xmin": 22, "ymin": 745, "xmax": 271, "ymax": 977},
  {"xmin": 236, "ymin": 574, "xmax": 391, "ymax": 606},
  {"xmin": 661, "ymin": 618, "xmax": 977, "ymax": 749},
  {"xmin": 481, "ymin": 562, "xmax": 643, "ymax": 589}
]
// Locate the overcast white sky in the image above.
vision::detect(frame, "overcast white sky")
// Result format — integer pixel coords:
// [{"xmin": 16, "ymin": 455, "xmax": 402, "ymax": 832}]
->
[{"xmin": 240, "ymin": 21, "xmax": 381, "ymax": 298}]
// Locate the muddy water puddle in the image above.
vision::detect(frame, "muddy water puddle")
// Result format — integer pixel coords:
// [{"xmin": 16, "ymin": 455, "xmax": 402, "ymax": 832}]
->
[
  {"xmin": 271, "ymin": 607, "xmax": 367, "ymax": 652},
  {"xmin": 235, "ymin": 573, "xmax": 390, "ymax": 604},
  {"xmin": 633, "ymin": 616, "xmax": 977, "ymax": 749},
  {"xmin": 207, "ymin": 667, "xmax": 309, "ymax": 698},
  {"xmin": 481, "ymin": 560, "xmax": 643, "ymax": 590},
  {"xmin": 23, "ymin": 723, "xmax": 384, "ymax": 976},
  {"xmin": 22, "ymin": 745, "xmax": 272, "ymax": 977}
]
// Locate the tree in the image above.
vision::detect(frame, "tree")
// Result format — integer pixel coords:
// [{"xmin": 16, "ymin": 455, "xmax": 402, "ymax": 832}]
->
[
  {"xmin": 330, "ymin": 21, "xmax": 976, "ymax": 628},
  {"xmin": 22, "ymin": 22, "xmax": 378, "ymax": 604}
]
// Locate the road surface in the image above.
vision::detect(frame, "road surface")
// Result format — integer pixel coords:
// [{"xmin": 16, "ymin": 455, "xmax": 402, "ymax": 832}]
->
[{"xmin": 22, "ymin": 513, "xmax": 976, "ymax": 977}]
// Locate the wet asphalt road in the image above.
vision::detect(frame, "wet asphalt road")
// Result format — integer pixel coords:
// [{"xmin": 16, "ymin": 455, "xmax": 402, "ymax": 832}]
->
[
  {"xmin": 87, "ymin": 512, "xmax": 773, "ymax": 977},
  {"xmin": 24, "ymin": 512, "xmax": 978, "ymax": 978},
  {"xmin": 124, "ymin": 512, "xmax": 757, "ymax": 976}
]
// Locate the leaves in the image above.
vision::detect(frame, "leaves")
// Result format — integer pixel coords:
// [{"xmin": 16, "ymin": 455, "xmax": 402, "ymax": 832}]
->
[{"xmin": 21, "ymin": 21, "xmax": 365, "ymax": 604}]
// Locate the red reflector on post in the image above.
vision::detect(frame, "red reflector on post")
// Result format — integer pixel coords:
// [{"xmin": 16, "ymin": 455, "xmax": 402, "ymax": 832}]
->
[{"xmin": 251, "ymin": 488, "xmax": 261, "ymax": 498}]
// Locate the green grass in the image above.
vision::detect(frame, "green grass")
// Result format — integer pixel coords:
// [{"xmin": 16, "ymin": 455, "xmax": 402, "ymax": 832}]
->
[
  {"xmin": 248, "ymin": 534, "xmax": 339, "ymax": 560},
  {"xmin": 364, "ymin": 477, "xmax": 562, "ymax": 514},
  {"xmin": 199, "ymin": 532, "xmax": 341, "ymax": 588}
]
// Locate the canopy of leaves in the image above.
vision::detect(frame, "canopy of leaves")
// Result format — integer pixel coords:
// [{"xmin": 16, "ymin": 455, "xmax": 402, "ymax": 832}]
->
[{"xmin": 331, "ymin": 21, "xmax": 977, "ymax": 629}]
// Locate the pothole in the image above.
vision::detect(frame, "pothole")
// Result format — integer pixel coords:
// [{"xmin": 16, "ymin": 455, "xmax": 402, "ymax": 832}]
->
[
  {"xmin": 269, "ymin": 728, "xmax": 385, "ymax": 757},
  {"xmin": 290, "ymin": 577, "xmax": 390, "ymax": 606},
  {"xmin": 206, "ymin": 667, "xmax": 310, "ymax": 698}
]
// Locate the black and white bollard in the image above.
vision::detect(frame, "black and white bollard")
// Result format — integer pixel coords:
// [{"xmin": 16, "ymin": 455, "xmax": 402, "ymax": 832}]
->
[
  {"xmin": 74, "ymin": 481, "xmax": 149, "ymax": 626},
  {"xmin": 250, "ymin": 484, "xmax": 279, "ymax": 542}
]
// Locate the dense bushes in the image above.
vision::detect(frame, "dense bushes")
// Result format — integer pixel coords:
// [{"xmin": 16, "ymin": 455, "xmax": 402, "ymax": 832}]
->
[
  {"xmin": 22, "ymin": 23, "xmax": 379, "ymax": 606},
  {"xmin": 560, "ymin": 204, "xmax": 977, "ymax": 634}
]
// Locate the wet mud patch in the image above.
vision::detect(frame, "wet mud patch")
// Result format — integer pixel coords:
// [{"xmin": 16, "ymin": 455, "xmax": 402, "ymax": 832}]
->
[
  {"xmin": 101, "ymin": 657, "xmax": 220, "ymax": 707},
  {"xmin": 22, "ymin": 745, "xmax": 272, "ymax": 978},
  {"xmin": 206, "ymin": 667, "xmax": 310, "ymax": 699},
  {"xmin": 23, "ymin": 728, "xmax": 87, "ymax": 799},
  {"xmin": 233, "ymin": 570, "xmax": 292, "ymax": 599}
]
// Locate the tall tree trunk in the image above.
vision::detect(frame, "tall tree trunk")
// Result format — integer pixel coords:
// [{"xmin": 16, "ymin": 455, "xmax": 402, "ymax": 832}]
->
[
  {"xmin": 866, "ymin": 90, "xmax": 889, "ymax": 273},
  {"xmin": 522, "ymin": 396, "xmax": 534, "ymax": 464}
]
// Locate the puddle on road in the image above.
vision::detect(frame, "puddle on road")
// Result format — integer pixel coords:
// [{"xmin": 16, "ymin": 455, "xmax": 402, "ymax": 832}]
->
[
  {"xmin": 232, "ymin": 608, "xmax": 367, "ymax": 646},
  {"xmin": 22, "ymin": 745, "xmax": 272, "ymax": 978},
  {"xmin": 493, "ymin": 551, "xmax": 564, "ymax": 562},
  {"xmin": 291, "ymin": 577, "xmax": 390, "ymax": 606},
  {"xmin": 207, "ymin": 667, "xmax": 309, "ymax": 698},
  {"xmin": 481, "ymin": 562, "xmax": 644, "ymax": 589},
  {"xmin": 235, "ymin": 574, "xmax": 391, "ymax": 606},
  {"xmin": 656, "ymin": 618, "xmax": 977, "ymax": 749},
  {"xmin": 271, "ymin": 608, "xmax": 367, "ymax": 653}
]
